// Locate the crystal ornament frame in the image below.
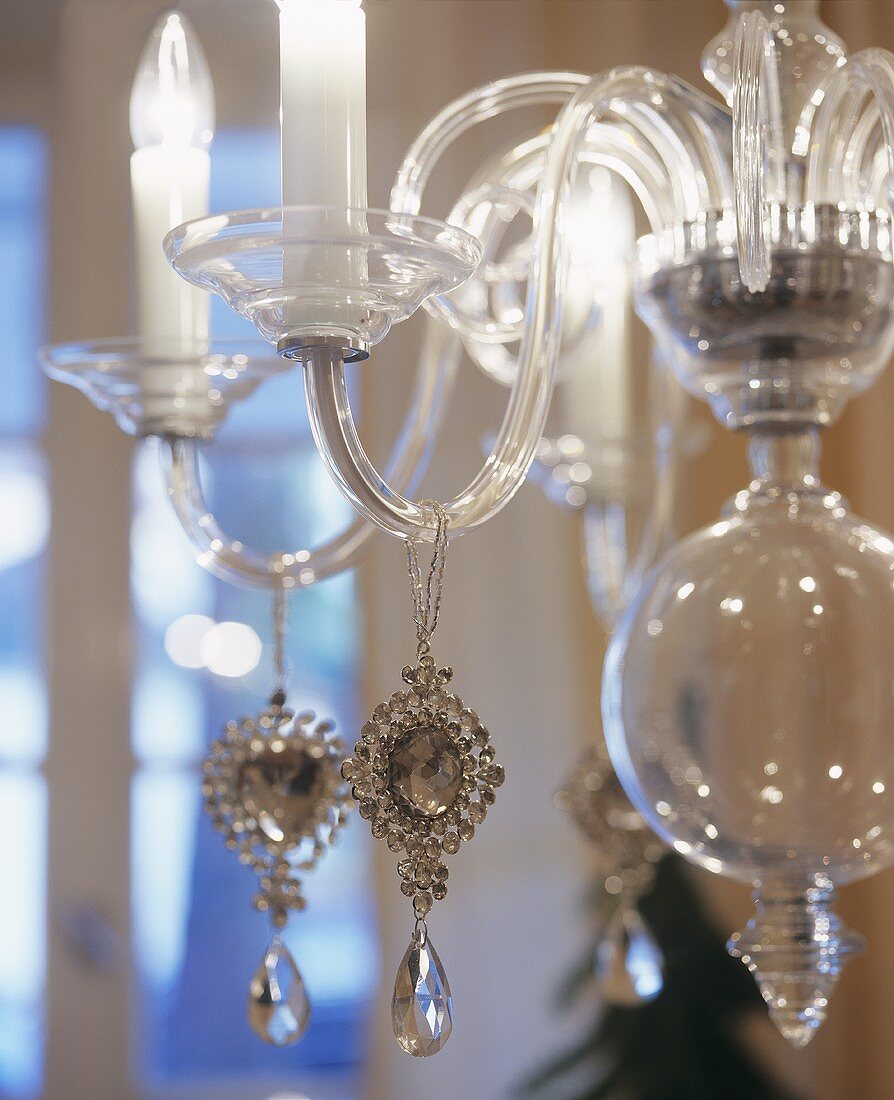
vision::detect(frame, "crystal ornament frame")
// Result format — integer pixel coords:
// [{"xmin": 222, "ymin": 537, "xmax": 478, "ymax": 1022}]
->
[
  {"xmin": 344, "ymin": 656, "xmax": 504, "ymax": 918},
  {"xmin": 345, "ymin": 655, "xmax": 503, "ymax": 1056},
  {"xmin": 558, "ymin": 748, "xmax": 667, "ymax": 1004},
  {"xmin": 342, "ymin": 504, "xmax": 504, "ymax": 1056},
  {"xmin": 558, "ymin": 745, "xmax": 664, "ymax": 905}
]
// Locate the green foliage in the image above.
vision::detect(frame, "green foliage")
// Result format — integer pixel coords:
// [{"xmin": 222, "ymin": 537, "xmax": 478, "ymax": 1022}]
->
[{"xmin": 520, "ymin": 856, "xmax": 809, "ymax": 1100}]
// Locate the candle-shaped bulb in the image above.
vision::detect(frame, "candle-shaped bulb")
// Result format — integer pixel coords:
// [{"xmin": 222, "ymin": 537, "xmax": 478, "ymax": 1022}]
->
[
  {"xmin": 276, "ymin": 0, "xmax": 367, "ymax": 209},
  {"xmin": 130, "ymin": 9, "xmax": 213, "ymax": 350},
  {"xmin": 560, "ymin": 168, "xmax": 636, "ymax": 449},
  {"xmin": 130, "ymin": 10, "xmax": 215, "ymax": 151},
  {"xmin": 275, "ymin": 0, "xmax": 368, "ymax": 338}
]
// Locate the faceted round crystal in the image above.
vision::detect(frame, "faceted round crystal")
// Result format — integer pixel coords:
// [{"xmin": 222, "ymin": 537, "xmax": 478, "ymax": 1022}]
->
[{"xmin": 388, "ymin": 727, "xmax": 463, "ymax": 817}]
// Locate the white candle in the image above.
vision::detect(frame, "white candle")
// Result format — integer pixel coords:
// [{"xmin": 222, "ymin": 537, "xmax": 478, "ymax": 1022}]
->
[
  {"xmin": 277, "ymin": 0, "xmax": 367, "ymax": 210},
  {"xmin": 130, "ymin": 11, "xmax": 214, "ymax": 351},
  {"xmin": 276, "ymin": 0, "xmax": 368, "ymax": 343},
  {"xmin": 560, "ymin": 168, "xmax": 636, "ymax": 450}
]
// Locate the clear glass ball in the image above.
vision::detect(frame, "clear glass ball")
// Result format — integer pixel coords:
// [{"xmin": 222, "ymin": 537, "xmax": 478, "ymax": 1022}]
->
[{"xmin": 603, "ymin": 465, "xmax": 894, "ymax": 889}]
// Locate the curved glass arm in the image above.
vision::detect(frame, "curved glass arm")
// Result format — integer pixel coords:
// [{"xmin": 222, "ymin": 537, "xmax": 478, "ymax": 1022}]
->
[
  {"xmin": 161, "ymin": 319, "xmax": 461, "ymax": 587},
  {"xmin": 306, "ymin": 68, "xmax": 730, "ymax": 541},
  {"xmin": 392, "ymin": 68, "xmax": 731, "ymax": 342},
  {"xmin": 391, "ymin": 70, "xmax": 592, "ymax": 216},
  {"xmin": 733, "ymin": 10, "xmax": 785, "ymax": 292},
  {"xmin": 161, "ymin": 436, "xmax": 371, "ymax": 589},
  {"xmin": 450, "ymin": 125, "xmax": 675, "ymax": 387},
  {"xmin": 806, "ymin": 48, "xmax": 894, "ymax": 211},
  {"xmin": 391, "ymin": 70, "xmax": 590, "ymax": 346}
]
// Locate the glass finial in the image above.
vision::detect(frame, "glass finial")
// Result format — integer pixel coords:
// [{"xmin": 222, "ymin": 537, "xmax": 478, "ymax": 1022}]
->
[{"xmin": 728, "ymin": 882, "xmax": 864, "ymax": 1047}]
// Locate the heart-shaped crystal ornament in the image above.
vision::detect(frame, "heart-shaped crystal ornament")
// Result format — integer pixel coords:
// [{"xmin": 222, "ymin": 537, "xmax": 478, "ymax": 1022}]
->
[
  {"xmin": 203, "ymin": 692, "xmax": 352, "ymax": 1046},
  {"xmin": 238, "ymin": 742, "xmax": 332, "ymax": 843},
  {"xmin": 204, "ymin": 694, "xmax": 351, "ymax": 914}
]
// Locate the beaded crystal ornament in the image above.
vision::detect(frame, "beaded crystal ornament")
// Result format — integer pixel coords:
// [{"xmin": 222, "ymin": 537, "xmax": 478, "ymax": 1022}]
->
[
  {"xmin": 557, "ymin": 741, "xmax": 665, "ymax": 1005},
  {"xmin": 203, "ymin": 587, "xmax": 350, "ymax": 1046},
  {"xmin": 343, "ymin": 502, "xmax": 504, "ymax": 1056}
]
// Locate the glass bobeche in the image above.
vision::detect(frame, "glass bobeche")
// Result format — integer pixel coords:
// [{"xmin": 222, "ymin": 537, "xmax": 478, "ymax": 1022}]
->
[
  {"xmin": 40, "ymin": 336, "xmax": 287, "ymax": 439},
  {"xmin": 163, "ymin": 206, "xmax": 481, "ymax": 362}
]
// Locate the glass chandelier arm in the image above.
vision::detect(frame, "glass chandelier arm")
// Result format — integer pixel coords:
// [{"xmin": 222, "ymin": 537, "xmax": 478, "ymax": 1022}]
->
[
  {"xmin": 842, "ymin": 113, "xmax": 886, "ymax": 210},
  {"xmin": 599, "ymin": 100, "xmax": 702, "ymax": 217},
  {"xmin": 390, "ymin": 70, "xmax": 593, "ymax": 349},
  {"xmin": 391, "ymin": 70, "xmax": 593, "ymax": 218},
  {"xmin": 446, "ymin": 124, "xmax": 677, "ymax": 388},
  {"xmin": 437, "ymin": 123, "xmax": 677, "ymax": 365},
  {"xmin": 618, "ymin": 86, "xmax": 732, "ymax": 216},
  {"xmin": 582, "ymin": 124, "xmax": 677, "ymax": 229},
  {"xmin": 806, "ymin": 49, "xmax": 894, "ymax": 209},
  {"xmin": 867, "ymin": 137, "xmax": 891, "ymax": 208},
  {"xmin": 304, "ymin": 335, "xmax": 531, "ymax": 538},
  {"xmin": 159, "ymin": 435, "xmax": 354, "ymax": 589},
  {"xmin": 307, "ymin": 67, "xmax": 727, "ymax": 540},
  {"xmin": 160, "ymin": 319, "xmax": 462, "ymax": 587},
  {"xmin": 733, "ymin": 10, "xmax": 785, "ymax": 293},
  {"xmin": 397, "ymin": 68, "xmax": 729, "ymax": 387}
]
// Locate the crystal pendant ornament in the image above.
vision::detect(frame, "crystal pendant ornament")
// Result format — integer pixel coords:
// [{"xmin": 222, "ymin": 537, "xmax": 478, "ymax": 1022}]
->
[
  {"xmin": 727, "ymin": 880, "xmax": 863, "ymax": 1048},
  {"xmin": 203, "ymin": 587, "xmax": 350, "ymax": 1045},
  {"xmin": 343, "ymin": 502, "xmax": 503, "ymax": 1056},
  {"xmin": 558, "ymin": 742, "xmax": 664, "ymax": 902},
  {"xmin": 557, "ymin": 743, "xmax": 666, "ymax": 1003}
]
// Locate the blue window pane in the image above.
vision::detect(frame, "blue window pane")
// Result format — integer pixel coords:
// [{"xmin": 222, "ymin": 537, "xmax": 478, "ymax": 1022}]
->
[
  {"xmin": 209, "ymin": 127, "xmax": 280, "ymax": 351},
  {"xmin": 0, "ymin": 128, "xmax": 46, "ymax": 435},
  {"xmin": 211, "ymin": 127, "xmax": 281, "ymax": 212},
  {"xmin": 0, "ymin": 445, "xmax": 48, "ymax": 767},
  {"xmin": 0, "ymin": 771, "xmax": 46, "ymax": 1099},
  {"xmin": 131, "ymin": 123, "xmax": 374, "ymax": 1090},
  {"xmin": 0, "ymin": 125, "xmax": 47, "ymax": 1100}
]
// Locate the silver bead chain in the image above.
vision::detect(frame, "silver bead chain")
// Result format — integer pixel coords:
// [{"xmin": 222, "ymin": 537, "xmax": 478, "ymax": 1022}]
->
[
  {"xmin": 272, "ymin": 583, "xmax": 290, "ymax": 698},
  {"xmin": 405, "ymin": 501, "xmax": 449, "ymax": 662}
]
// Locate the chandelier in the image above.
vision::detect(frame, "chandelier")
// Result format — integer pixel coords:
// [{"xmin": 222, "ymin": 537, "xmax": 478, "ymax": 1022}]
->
[{"xmin": 41, "ymin": 0, "xmax": 894, "ymax": 1058}]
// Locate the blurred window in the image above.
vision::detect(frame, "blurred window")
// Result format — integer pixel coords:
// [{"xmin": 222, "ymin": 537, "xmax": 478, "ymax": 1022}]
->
[
  {"xmin": 0, "ymin": 127, "xmax": 48, "ymax": 1100},
  {"xmin": 130, "ymin": 129, "xmax": 377, "ymax": 1099}
]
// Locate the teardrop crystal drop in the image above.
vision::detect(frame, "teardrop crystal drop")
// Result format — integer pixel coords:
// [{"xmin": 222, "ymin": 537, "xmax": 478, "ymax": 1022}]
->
[
  {"xmin": 594, "ymin": 905, "xmax": 664, "ymax": 1006},
  {"xmin": 247, "ymin": 934, "xmax": 311, "ymax": 1046},
  {"xmin": 391, "ymin": 929, "xmax": 453, "ymax": 1056},
  {"xmin": 728, "ymin": 882, "xmax": 864, "ymax": 1048}
]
